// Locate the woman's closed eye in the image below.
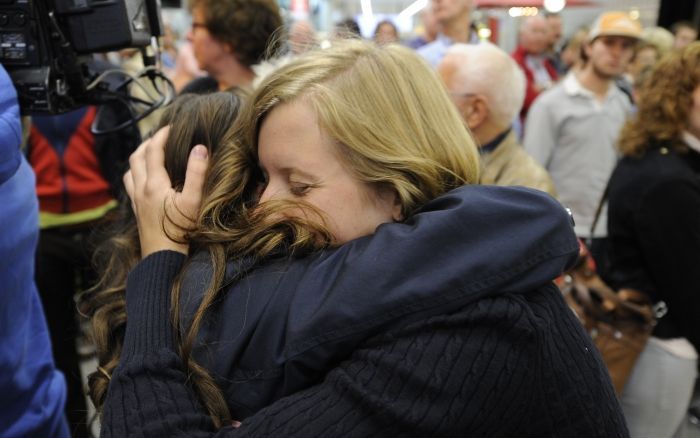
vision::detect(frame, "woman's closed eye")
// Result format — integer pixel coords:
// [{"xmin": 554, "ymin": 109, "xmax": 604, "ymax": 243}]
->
[{"xmin": 290, "ymin": 182, "xmax": 313, "ymax": 197}]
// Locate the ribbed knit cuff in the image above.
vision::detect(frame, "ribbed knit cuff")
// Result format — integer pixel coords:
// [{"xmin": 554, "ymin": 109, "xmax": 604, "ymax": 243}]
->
[{"xmin": 121, "ymin": 250, "xmax": 187, "ymax": 362}]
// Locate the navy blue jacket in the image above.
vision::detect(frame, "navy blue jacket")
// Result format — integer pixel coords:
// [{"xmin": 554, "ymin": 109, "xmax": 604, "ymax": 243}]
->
[
  {"xmin": 103, "ymin": 185, "xmax": 629, "ymax": 437},
  {"xmin": 179, "ymin": 186, "xmax": 580, "ymax": 418}
]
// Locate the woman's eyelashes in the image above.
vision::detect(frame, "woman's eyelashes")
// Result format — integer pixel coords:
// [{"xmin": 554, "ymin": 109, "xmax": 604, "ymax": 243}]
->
[{"xmin": 289, "ymin": 181, "xmax": 313, "ymax": 197}]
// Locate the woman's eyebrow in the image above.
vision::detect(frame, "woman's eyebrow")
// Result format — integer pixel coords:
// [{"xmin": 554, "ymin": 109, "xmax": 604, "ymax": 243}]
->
[{"xmin": 280, "ymin": 167, "xmax": 318, "ymax": 181}]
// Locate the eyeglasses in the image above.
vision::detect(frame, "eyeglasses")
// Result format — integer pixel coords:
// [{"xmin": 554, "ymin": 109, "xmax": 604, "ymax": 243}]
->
[{"xmin": 449, "ymin": 92, "xmax": 477, "ymax": 98}]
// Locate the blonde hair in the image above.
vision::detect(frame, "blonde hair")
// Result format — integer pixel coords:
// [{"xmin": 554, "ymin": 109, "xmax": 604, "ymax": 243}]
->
[
  {"xmin": 166, "ymin": 39, "xmax": 482, "ymax": 428},
  {"xmin": 241, "ymin": 39, "xmax": 480, "ymax": 218}
]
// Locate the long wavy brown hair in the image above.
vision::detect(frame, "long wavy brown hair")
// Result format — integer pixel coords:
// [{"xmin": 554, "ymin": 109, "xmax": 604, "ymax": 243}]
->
[
  {"xmin": 82, "ymin": 91, "xmax": 331, "ymax": 424},
  {"xmin": 618, "ymin": 41, "xmax": 700, "ymax": 156},
  {"xmin": 88, "ymin": 39, "xmax": 481, "ymax": 429},
  {"xmin": 80, "ymin": 92, "xmax": 246, "ymax": 410}
]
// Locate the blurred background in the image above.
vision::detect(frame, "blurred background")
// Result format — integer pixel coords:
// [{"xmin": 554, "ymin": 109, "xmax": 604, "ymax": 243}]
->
[{"xmin": 159, "ymin": 0, "xmax": 696, "ymax": 53}]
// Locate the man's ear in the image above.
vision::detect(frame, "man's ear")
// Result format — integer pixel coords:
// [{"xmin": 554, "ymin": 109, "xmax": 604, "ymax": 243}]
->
[{"xmin": 465, "ymin": 97, "xmax": 489, "ymax": 130}]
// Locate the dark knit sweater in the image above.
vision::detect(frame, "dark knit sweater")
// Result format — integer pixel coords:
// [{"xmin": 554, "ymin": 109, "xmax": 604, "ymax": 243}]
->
[{"xmin": 101, "ymin": 186, "xmax": 629, "ymax": 437}]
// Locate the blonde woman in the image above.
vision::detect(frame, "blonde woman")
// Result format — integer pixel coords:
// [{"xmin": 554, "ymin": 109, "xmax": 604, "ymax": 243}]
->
[{"xmin": 102, "ymin": 41, "xmax": 626, "ymax": 437}]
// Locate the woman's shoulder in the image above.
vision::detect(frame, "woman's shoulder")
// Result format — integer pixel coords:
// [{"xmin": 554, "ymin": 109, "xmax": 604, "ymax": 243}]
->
[
  {"xmin": 619, "ymin": 142, "xmax": 694, "ymax": 174},
  {"xmin": 613, "ymin": 143, "xmax": 697, "ymax": 195}
]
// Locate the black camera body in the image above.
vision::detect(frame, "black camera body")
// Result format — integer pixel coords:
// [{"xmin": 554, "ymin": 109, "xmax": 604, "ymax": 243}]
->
[{"xmin": 1, "ymin": 0, "xmax": 162, "ymax": 114}]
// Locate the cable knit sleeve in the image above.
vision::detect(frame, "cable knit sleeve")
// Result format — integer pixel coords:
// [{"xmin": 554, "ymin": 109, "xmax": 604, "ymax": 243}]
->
[
  {"xmin": 100, "ymin": 283, "xmax": 627, "ymax": 437},
  {"xmin": 102, "ymin": 286, "xmax": 538, "ymax": 436},
  {"xmin": 101, "ymin": 250, "xmax": 222, "ymax": 437}
]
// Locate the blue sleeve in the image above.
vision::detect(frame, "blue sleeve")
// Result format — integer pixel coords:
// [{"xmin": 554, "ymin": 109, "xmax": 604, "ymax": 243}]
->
[{"xmin": 0, "ymin": 65, "xmax": 22, "ymax": 185}]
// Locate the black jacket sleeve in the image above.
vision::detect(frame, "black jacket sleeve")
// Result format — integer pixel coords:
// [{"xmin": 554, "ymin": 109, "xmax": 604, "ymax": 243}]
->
[
  {"xmin": 104, "ymin": 248, "xmax": 539, "ymax": 438},
  {"xmin": 635, "ymin": 178, "xmax": 700, "ymax": 348},
  {"xmin": 103, "ymin": 299, "xmax": 538, "ymax": 437},
  {"xmin": 102, "ymin": 279, "xmax": 627, "ymax": 437}
]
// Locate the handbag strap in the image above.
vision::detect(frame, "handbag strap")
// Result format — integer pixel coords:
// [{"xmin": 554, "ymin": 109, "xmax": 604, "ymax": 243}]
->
[
  {"xmin": 579, "ymin": 178, "xmax": 668, "ymax": 322},
  {"xmin": 586, "ymin": 184, "xmax": 610, "ymax": 246},
  {"xmin": 569, "ymin": 265, "xmax": 656, "ymax": 326}
]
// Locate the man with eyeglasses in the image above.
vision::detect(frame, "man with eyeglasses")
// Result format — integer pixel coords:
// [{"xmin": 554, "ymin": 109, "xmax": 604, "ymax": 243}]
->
[{"xmin": 438, "ymin": 42, "xmax": 555, "ymax": 195}]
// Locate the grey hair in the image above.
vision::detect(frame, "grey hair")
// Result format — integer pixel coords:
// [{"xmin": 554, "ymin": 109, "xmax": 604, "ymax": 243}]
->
[{"xmin": 443, "ymin": 42, "xmax": 526, "ymax": 127}]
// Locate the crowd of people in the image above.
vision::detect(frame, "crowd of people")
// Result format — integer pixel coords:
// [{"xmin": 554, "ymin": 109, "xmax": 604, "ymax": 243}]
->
[{"xmin": 2, "ymin": 0, "xmax": 699, "ymax": 437}]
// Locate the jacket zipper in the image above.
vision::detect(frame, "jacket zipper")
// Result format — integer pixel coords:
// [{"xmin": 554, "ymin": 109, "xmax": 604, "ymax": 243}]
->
[{"xmin": 58, "ymin": 155, "xmax": 69, "ymax": 213}]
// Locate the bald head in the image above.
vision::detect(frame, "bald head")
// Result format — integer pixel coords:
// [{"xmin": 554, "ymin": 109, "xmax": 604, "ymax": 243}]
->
[
  {"xmin": 519, "ymin": 15, "xmax": 549, "ymax": 55},
  {"xmin": 289, "ymin": 20, "xmax": 316, "ymax": 54},
  {"xmin": 438, "ymin": 43, "xmax": 525, "ymax": 130}
]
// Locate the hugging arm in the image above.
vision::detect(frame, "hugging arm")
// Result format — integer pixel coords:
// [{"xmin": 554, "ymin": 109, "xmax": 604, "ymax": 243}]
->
[
  {"xmin": 102, "ymin": 263, "xmax": 540, "ymax": 437},
  {"xmin": 102, "ymin": 186, "xmax": 580, "ymax": 436}
]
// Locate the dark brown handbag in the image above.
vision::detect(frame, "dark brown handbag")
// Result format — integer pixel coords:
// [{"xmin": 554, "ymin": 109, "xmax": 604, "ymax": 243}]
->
[{"xmin": 558, "ymin": 248, "xmax": 656, "ymax": 395}]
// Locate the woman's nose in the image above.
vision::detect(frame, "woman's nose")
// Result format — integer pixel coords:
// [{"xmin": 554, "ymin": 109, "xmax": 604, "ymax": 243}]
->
[{"xmin": 258, "ymin": 184, "xmax": 281, "ymax": 204}]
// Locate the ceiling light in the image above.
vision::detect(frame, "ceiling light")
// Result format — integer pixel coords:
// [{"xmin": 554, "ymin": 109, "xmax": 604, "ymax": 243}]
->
[{"xmin": 543, "ymin": 0, "xmax": 566, "ymax": 13}]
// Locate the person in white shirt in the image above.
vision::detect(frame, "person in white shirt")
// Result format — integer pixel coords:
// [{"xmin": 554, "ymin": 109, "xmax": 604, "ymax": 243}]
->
[{"xmin": 523, "ymin": 11, "xmax": 641, "ymax": 275}]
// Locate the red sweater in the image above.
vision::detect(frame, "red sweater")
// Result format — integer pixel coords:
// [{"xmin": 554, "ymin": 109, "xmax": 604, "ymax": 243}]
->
[{"xmin": 511, "ymin": 45, "xmax": 559, "ymax": 120}]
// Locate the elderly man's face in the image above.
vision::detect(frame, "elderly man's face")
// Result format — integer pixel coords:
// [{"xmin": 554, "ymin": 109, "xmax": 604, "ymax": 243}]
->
[{"xmin": 520, "ymin": 17, "xmax": 550, "ymax": 55}]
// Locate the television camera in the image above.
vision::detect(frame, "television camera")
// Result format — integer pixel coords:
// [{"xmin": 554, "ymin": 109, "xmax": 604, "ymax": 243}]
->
[{"xmin": 0, "ymin": 0, "xmax": 173, "ymax": 133}]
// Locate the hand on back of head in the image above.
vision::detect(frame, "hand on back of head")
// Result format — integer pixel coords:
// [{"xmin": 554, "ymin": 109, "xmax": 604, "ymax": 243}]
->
[{"xmin": 123, "ymin": 126, "xmax": 210, "ymax": 257}]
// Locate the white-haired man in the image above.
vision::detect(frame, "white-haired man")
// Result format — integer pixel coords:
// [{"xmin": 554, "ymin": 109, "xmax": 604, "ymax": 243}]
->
[
  {"xmin": 417, "ymin": 0, "xmax": 479, "ymax": 67},
  {"xmin": 524, "ymin": 11, "xmax": 641, "ymax": 273},
  {"xmin": 438, "ymin": 43, "xmax": 555, "ymax": 195}
]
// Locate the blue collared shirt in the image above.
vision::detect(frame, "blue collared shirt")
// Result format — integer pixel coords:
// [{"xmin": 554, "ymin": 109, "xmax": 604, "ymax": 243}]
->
[{"xmin": 417, "ymin": 31, "xmax": 480, "ymax": 68}]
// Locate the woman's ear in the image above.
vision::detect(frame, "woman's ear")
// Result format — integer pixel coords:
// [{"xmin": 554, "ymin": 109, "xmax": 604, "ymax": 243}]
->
[
  {"xmin": 376, "ymin": 185, "xmax": 404, "ymax": 222},
  {"xmin": 390, "ymin": 190, "xmax": 404, "ymax": 222}
]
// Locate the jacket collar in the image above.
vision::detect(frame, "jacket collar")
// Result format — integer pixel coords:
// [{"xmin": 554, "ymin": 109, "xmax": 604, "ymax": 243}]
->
[
  {"xmin": 563, "ymin": 73, "xmax": 593, "ymax": 98},
  {"xmin": 480, "ymin": 127, "xmax": 513, "ymax": 155}
]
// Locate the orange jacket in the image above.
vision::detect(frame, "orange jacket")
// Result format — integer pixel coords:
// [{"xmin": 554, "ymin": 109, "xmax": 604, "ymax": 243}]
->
[{"xmin": 28, "ymin": 106, "xmax": 115, "ymax": 219}]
